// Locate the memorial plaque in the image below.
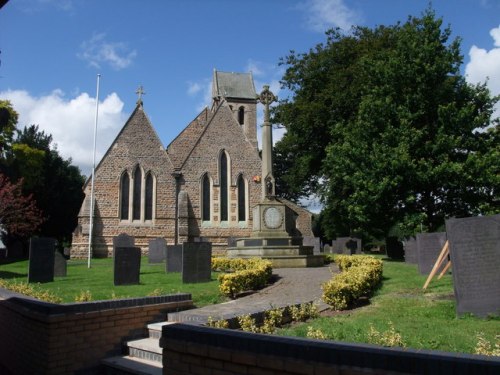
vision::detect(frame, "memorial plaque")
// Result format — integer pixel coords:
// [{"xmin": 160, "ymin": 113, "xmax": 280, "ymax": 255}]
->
[
  {"xmin": 114, "ymin": 247, "xmax": 141, "ymax": 285},
  {"xmin": 416, "ymin": 232, "xmax": 447, "ymax": 275},
  {"xmin": 303, "ymin": 237, "xmax": 321, "ymax": 255},
  {"xmin": 404, "ymin": 237, "xmax": 418, "ymax": 264},
  {"xmin": 166, "ymin": 245, "xmax": 183, "ymax": 273},
  {"xmin": 182, "ymin": 242, "xmax": 212, "ymax": 283},
  {"xmin": 28, "ymin": 237, "xmax": 56, "ymax": 283},
  {"xmin": 446, "ymin": 215, "xmax": 500, "ymax": 318},
  {"xmin": 54, "ymin": 251, "xmax": 67, "ymax": 277},
  {"xmin": 148, "ymin": 237, "xmax": 167, "ymax": 263}
]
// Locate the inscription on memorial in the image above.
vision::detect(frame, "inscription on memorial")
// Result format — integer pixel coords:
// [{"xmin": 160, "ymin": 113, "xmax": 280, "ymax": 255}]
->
[
  {"xmin": 263, "ymin": 207, "xmax": 283, "ymax": 229},
  {"xmin": 114, "ymin": 247, "xmax": 141, "ymax": 285},
  {"xmin": 416, "ymin": 232, "xmax": 447, "ymax": 275},
  {"xmin": 166, "ymin": 245, "xmax": 183, "ymax": 273},
  {"xmin": 182, "ymin": 242, "xmax": 212, "ymax": 283}
]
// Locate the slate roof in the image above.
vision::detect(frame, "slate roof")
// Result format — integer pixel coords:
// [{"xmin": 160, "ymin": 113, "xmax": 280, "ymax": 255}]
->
[{"xmin": 212, "ymin": 70, "xmax": 256, "ymax": 100}]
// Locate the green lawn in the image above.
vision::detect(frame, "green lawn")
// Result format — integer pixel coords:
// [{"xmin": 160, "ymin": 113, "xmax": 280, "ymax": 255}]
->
[
  {"xmin": 278, "ymin": 258, "xmax": 499, "ymax": 355},
  {"xmin": 0, "ymin": 257, "xmax": 224, "ymax": 307}
]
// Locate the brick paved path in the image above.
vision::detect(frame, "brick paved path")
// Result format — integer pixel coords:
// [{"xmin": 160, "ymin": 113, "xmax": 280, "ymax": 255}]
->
[{"xmin": 168, "ymin": 264, "xmax": 339, "ymax": 324}]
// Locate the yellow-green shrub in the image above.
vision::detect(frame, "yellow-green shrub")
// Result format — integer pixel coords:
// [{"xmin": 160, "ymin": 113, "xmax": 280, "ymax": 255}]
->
[
  {"xmin": 322, "ymin": 255, "xmax": 383, "ymax": 310},
  {"xmin": 0, "ymin": 280, "xmax": 62, "ymax": 304},
  {"xmin": 215, "ymin": 258, "xmax": 272, "ymax": 298}
]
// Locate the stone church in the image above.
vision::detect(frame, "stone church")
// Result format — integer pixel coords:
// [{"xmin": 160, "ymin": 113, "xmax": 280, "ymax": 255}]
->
[{"xmin": 71, "ymin": 70, "xmax": 313, "ymax": 258}]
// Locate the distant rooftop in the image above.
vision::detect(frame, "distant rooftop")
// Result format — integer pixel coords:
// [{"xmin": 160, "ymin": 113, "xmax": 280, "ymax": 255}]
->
[{"xmin": 212, "ymin": 70, "xmax": 256, "ymax": 100}]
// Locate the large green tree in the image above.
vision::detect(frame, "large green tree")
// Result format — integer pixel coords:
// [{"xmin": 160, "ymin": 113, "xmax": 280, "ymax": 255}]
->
[
  {"xmin": 273, "ymin": 9, "xmax": 499, "ymax": 240},
  {"xmin": 9, "ymin": 125, "xmax": 85, "ymax": 245}
]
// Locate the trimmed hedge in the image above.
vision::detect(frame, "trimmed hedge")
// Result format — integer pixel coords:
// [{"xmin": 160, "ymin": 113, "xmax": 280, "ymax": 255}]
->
[
  {"xmin": 322, "ymin": 255, "xmax": 383, "ymax": 310},
  {"xmin": 212, "ymin": 257, "xmax": 273, "ymax": 298}
]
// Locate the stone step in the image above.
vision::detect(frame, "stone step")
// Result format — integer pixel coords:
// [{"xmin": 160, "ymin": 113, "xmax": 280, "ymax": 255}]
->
[
  {"xmin": 101, "ymin": 355, "xmax": 162, "ymax": 375},
  {"xmin": 127, "ymin": 337, "xmax": 163, "ymax": 363},
  {"xmin": 147, "ymin": 321, "xmax": 177, "ymax": 339}
]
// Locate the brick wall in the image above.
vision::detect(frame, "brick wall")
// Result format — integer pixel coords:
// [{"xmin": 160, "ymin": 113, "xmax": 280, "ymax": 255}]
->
[
  {"xmin": 0, "ymin": 289, "xmax": 192, "ymax": 374},
  {"xmin": 161, "ymin": 324, "xmax": 500, "ymax": 375}
]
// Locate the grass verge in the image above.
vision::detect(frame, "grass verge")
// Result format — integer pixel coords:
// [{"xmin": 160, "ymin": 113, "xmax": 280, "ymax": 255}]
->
[
  {"xmin": 277, "ymin": 257, "xmax": 499, "ymax": 355},
  {"xmin": 0, "ymin": 257, "xmax": 224, "ymax": 307}
]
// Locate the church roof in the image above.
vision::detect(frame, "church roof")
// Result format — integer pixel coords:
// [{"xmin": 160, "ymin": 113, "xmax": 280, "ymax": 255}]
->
[{"xmin": 212, "ymin": 70, "xmax": 256, "ymax": 100}]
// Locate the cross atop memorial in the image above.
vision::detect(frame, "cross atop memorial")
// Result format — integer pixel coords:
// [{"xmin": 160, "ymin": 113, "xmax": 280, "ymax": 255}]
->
[
  {"xmin": 257, "ymin": 85, "xmax": 277, "ymax": 200},
  {"xmin": 136, "ymin": 85, "xmax": 145, "ymax": 106}
]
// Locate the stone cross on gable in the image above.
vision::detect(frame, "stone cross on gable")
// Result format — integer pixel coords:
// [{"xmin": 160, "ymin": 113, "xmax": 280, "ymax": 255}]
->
[
  {"xmin": 136, "ymin": 85, "xmax": 145, "ymax": 106},
  {"xmin": 257, "ymin": 85, "xmax": 277, "ymax": 199}
]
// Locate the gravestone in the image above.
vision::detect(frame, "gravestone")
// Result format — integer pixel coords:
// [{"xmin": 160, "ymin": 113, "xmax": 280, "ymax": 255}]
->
[
  {"xmin": 416, "ymin": 232, "xmax": 447, "ymax": 275},
  {"xmin": 113, "ymin": 233, "xmax": 134, "ymax": 255},
  {"xmin": 148, "ymin": 237, "xmax": 167, "ymax": 263},
  {"xmin": 323, "ymin": 244, "xmax": 331, "ymax": 254},
  {"xmin": 166, "ymin": 245, "xmax": 183, "ymax": 273},
  {"xmin": 28, "ymin": 237, "xmax": 56, "ymax": 283},
  {"xmin": 446, "ymin": 215, "xmax": 500, "ymax": 318},
  {"xmin": 114, "ymin": 247, "xmax": 141, "ymax": 285},
  {"xmin": 336, "ymin": 237, "xmax": 362, "ymax": 255},
  {"xmin": 404, "ymin": 237, "xmax": 418, "ymax": 264},
  {"xmin": 303, "ymin": 237, "xmax": 321, "ymax": 255},
  {"xmin": 54, "ymin": 251, "xmax": 67, "ymax": 277},
  {"xmin": 386, "ymin": 236, "xmax": 404, "ymax": 259},
  {"xmin": 182, "ymin": 242, "xmax": 212, "ymax": 283}
]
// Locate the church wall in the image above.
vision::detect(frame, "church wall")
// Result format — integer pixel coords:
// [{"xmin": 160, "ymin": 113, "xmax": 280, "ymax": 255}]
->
[
  {"xmin": 72, "ymin": 107, "xmax": 177, "ymax": 258},
  {"xmin": 180, "ymin": 105, "xmax": 262, "ymax": 254}
]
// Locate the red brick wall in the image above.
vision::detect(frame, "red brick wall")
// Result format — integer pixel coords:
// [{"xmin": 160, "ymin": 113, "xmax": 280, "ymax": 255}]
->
[
  {"xmin": 0, "ymin": 291, "xmax": 192, "ymax": 374},
  {"xmin": 160, "ymin": 324, "xmax": 500, "ymax": 375}
]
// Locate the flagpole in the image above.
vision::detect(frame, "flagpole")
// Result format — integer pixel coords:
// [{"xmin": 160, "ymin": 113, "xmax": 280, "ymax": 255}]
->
[{"xmin": 88, "ymin": 73, "xmax": 101, "ymax": 268}]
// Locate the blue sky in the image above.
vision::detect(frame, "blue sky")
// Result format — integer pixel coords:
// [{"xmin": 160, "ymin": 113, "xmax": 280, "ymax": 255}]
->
[{"xmin": 1, "ymin": 0, "xmax": 499, "ymax": 178}]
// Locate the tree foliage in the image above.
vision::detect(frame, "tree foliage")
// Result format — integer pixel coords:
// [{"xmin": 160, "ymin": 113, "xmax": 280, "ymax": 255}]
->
[
  {"xmin": 273, "ymin": 9, "xmax": 499, "ymax": 240},
  {"xmin": 0, "ymin": 174, "xmax": 44, "ymax": 237}
]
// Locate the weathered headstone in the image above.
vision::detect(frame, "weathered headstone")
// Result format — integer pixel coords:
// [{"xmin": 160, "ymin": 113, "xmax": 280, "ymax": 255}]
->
[
  {"xmin": 303, "ymin": 237, "xmax": 321, "ymax": 255},
  {"xmin": 54, "ymin": 251, "xmax": 67, "ymax": 277},
  {"xmin": 166, "ymin": 245, "xmax": 183, "ymax": 273},
  {"xmin": 113, "ymin": 233, "xmax": 134, "ymax": 252},
  {"xmin": 446, "ymin": 215, "xmax": 500, "ymax": 317},
  {"xmin": 416, "ymin": 232, "xmax": 447, "ymax": 275},
  {"xmin": 404, "ymin": 237, "xmax": 418, "ymax": 264},
  {"xmin": 28, "ymin": 237, "xmax": 56, "ymax": 283},
  {"xmin": 182, "ymin": 242, "xmax": 212, "ymax": 283},
  {"xmin": 148, "ymin": 237, "xmax": 167, "ymax": 263},
  {"xmin": 114, "ymin": 247, "xmax": 141, "ymax": 285},
  {"xmin": 336, "ymin": 237, "xmax": 362, "ymax": 255},
  {"xmin": 323, "ymin": 244, "xmax": 331, "ymax": 254}
]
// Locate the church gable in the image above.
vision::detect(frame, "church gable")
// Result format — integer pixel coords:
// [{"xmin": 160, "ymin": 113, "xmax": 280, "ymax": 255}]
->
[{"xmin": 180, "ymin": 103, "xmax": 262, "ymax": 228}]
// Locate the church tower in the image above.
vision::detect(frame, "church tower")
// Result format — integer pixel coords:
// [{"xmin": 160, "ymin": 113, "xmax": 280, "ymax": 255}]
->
[{"xmin": 212, "ymin": 69, "xmax": 258, "ymax": 149}]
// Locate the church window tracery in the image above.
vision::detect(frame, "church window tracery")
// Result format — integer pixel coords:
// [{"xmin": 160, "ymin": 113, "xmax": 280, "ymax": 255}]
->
[
  {"xmin": 220, "ymin": 151, "xmax": 229, "ymax": 221},
  {"xmin": 237, "ymin": 174, "xmax": 246, "ymax": 222},
  {"xmin": 119, "ymin": 166, "xmax": 155, "ymax": 223},
  {"xmin": 120, "ymin": 172, "xmax": 130, "ymax": 220}
]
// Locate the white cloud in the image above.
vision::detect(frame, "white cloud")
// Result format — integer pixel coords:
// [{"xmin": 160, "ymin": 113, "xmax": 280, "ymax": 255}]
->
[
  {"xmin": 78, "ymin": 33, "xmax": 137, "ymax": 70},
  {"xmin": 187, "ymin": 81, "xmax": 202, "ymax": 96},
  {"xmin": 300, "ymin": 0, "xmax": 361, "ymax": 32},
  {"xmin": 1, "ymin": 89, "xmax": 126, "ymax": 176},
  {"xmin": 465, "ymin": 25, "xmax": 500, "ymax": 119}
]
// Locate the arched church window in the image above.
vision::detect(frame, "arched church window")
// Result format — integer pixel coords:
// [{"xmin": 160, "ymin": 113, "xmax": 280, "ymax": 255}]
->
[
  {"xmin": 237, "ymin": 174, "xmax": 246, "ymax": 222},
  {"xmin": 220, "ymin": 151, "xmax": 229, "ymax": 221},
  {"xmin": 145, "ymin": 173, "xmax": 153, "ymax": 220},
  {"xmin": 202, "ymin": 173, "xmax": 211, "ymax": 221},
  {"xmin": 120, "ymin": 172, "xmax": 130, "ymax": 220},
  {"xmin": 238, "ymin": 106, "xmax": 245, "ymax": 125},
  {"xmin": 133, "ymin": 166, "xmax": 142, "ymax": 221}
]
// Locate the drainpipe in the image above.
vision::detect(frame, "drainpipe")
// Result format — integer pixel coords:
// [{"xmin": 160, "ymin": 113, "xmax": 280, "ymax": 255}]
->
[{"xmin": 172, "ymin": 171, "xmax": 182, "ymax": 245}]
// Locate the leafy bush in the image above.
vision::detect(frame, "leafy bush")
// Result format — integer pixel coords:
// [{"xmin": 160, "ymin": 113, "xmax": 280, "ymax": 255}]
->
[
  {"xmin": 0, "ymin": 279, "xmax": 62, "ymax": 303},
  {"xmin": 322, "ymin": 255, "xmax": 383, "ymax": 310},
  {"xmin": 367, "ymin": 322, "xmax": 406, "ymax": 347},
  {"xmin": 74, "ymin": 290, "xmax": 92, "ymax": 302},
  {"xmin": 475, "ymin": 333, "xmax": 500, "ymax": 356},
  {"xmin": 215, "ymin": 257, "xmax": 272, "ymax": 298}
]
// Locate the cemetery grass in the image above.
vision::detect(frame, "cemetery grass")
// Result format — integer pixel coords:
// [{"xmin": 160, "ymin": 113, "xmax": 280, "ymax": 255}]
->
[
  {"xmin": 278, "ymin": 258, "xmax": 499, "ymax": 355},
  {"xmin": 0, "ymin": 258, "xmax": 225, "ymax": 306}
]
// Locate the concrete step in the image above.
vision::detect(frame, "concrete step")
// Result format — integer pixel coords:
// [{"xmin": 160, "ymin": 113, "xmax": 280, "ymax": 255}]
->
[
  {"xmin": 147, "ymin": 321, "xmax": 177, "ymax": 339},
  {"xmin": 127, "ymin": 337, "xmax": 162, "ymax": 363},
  {"xmin": 101, "ymin": 355, "xmax": 162, "ymax": 375}
]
